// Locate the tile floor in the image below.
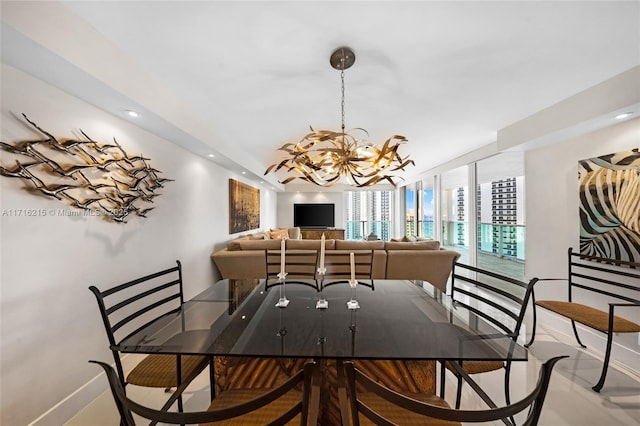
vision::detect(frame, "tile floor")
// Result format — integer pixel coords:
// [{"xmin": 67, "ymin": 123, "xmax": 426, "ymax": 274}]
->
[{"xmin": 67, "ymin": 322, "xmax": 639, "ymax": 426}]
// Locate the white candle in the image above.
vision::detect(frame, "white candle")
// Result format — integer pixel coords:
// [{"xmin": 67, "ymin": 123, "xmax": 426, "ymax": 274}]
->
[
  {"xmin": 350, "ymin": 252, "xmax": 355, "ymax": 282},
  {"xmin": 320, "ymin": 233, "xmax": 325, "ymax": 271},
  {"xmin": 280, "ymin": 238, "xmax": 286, "ymax": 275}
]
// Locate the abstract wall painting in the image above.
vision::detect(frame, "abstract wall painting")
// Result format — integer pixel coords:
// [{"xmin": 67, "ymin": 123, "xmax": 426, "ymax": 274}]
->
[
  {"xmin": 578, "ymin": 148, "xmax": 640, "ymax": 263},
  {"xmin": 229, "ymin": 178, "xmax": 260, "ymax": 234}
]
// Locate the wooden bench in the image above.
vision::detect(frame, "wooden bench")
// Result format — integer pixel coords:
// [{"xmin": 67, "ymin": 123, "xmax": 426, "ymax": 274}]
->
[{"xmin": 526, "ymin": 248, "xmax": 640, "ymax": 391}]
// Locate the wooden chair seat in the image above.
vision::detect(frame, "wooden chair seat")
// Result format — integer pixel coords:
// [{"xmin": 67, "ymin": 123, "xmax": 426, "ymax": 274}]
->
[
  {"xmin": 345, "ymin": 357, "xmax": 567, "ymax": 426},
  {"xmin": 536, "ymin": 301, "xmax": 640, "ymax": 333},
  {"xmin": 92, "ymin": 360, "xmax": 320, "ymax": 426},
  {"xmin": 444, "ymin": 360, "xmax": 504, "ymax": 376},
  {"xmin": 357, "ymin": 392, "xmax": 460, "ymax": 426},
  {"xmin": 127, "ymin": 354, "xmax": 208, "ymax": 388},
  {"xmin": 202, "ymin": 388, "xmax": 303, "ymax": 425}
]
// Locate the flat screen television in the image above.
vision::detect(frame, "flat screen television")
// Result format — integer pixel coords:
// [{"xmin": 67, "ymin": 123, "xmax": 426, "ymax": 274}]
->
[{"xmin": 293, "ymin": 203, "xmax": 335, "ymax": 228}]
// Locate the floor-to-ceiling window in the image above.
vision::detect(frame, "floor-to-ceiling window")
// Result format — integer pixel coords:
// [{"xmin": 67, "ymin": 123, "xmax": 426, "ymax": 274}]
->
[
  {"xmin": 405, "ymin": 184, "xmax": 417, "ymax": 237},
  {"xmin": 403, "ymin": 153, "xmax": 526, "ymax": 279},
  {"xmin": 345, "ymin": 190, "xmax": 394, "ymax": 240},
  {"xmin": 476, "ymin": 152, "xmax": 525, "ymax": 280},
  {"xmin": 420, "ymin": 179, "xmax": 435, "ymax": 238},
  {"xmin": 440, "ymin": 166, "xmax": 470, "ymax": 262}
]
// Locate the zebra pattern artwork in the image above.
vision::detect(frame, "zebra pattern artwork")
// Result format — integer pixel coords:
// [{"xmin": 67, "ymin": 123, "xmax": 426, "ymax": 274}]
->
[{"xmin": 578, "ymin": 148, "xmax": 640, "ymax": 263}]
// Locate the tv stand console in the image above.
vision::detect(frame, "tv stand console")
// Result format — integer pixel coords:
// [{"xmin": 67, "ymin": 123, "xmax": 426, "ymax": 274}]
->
[{"xmin": 300, "ymin": 228, "xmax": 345, "ymax": 240}]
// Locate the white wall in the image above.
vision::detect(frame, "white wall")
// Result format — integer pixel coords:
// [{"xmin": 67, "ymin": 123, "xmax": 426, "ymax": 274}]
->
[
  {"xmin": 0, "ymin": 64, "xmax": 277, "ymax": 425},
  {"xmin": 525, "ymin": 117, "xmax": 640, "ymax": 372}
]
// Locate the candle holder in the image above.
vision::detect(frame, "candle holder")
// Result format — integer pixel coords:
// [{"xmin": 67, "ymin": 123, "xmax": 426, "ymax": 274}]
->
[
  {"xmin": 346, "ymin": 278, "xmax": 360, "ymax": 310},
  {"xmin": 316, "ymin": 267, "xmax": 328, "ymax": 309},
  {"xmin": 275, "ymin": 272, "xmax": 290, "ymax": 308}
]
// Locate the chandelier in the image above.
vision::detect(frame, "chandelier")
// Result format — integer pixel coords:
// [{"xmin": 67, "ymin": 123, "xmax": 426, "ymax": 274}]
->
[{"xmin": 264, "ymin": 47, "xmax": 414, "ymax": 187}]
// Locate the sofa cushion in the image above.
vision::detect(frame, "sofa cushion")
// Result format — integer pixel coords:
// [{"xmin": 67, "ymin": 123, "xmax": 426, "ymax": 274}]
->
[
  {"xmin": 335, "ymin": 240, "xmax": 386, "ymax": 250},
  {"xmin": 249, "ymin": 232, "xmax": 268, "ymax": 240},
  {"xmin": 238, "ymin": 239, "xmax": 283, "ymax": 251},
  {"xmin": 227, "ymin": 236, "xmax": 251, "ymax": 251},
  {"xmin": 269, "ymin": 229, "xmax": 290, "ymax": 240},
  {"xmin": 286, "ymin": 239, "xmax": 336, "ymax": 250},
  {"xmin": 385, "ymin": 240, "xmax": 440, "ymax": 250}
]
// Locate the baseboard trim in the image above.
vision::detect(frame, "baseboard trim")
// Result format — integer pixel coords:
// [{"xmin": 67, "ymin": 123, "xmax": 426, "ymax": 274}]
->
[
  {"xmin": 28, "ymin": 370, "xmax": 107, "ymax": 426},
  {"xmin": 28, "ymin": 355, "xmax": 141, "ymax": 426}
]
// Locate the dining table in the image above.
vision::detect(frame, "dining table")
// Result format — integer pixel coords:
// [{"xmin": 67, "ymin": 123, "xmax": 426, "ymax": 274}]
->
[{"xmin": 117, "ymin": 277, "xmax": 528, "ymax": 425}]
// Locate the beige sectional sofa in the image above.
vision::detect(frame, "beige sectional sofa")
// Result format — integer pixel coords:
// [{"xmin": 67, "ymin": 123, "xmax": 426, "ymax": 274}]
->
[{"xmin": 211, "ymin": 229, "xmax": 460, "ymax": 291}]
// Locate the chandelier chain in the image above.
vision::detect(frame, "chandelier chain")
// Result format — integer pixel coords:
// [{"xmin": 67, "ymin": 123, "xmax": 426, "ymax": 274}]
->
[
  {"xmin": 264, "ymin": 46, "xmax": 414, "ymax": 187},
  {"xmin": 340, "ymin": 68, "xmax": 345, "ymax": 132}
]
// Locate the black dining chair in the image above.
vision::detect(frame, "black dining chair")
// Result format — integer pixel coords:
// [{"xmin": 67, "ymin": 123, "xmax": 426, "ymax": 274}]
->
[
  {"xmin": 440, "ymin": 263, "xmax": 538, "ymax": 410},
  {"xmin": 91, "ymin": 360, "xmax": 321, "ymax": 425},
  {"xmin": 321, "ymin": 249, "xmax": 375, "ymax": 289},
  {"xmin": 89, "ymin": 261, "xmax": 211, "ymax": 413},
  {"xmin": 265, "ymin": 248, "xmax": 320, "ymax": 290},
  {"xmin": 344, "ymin": 356, "xmax": 567, "ymax": 426}
]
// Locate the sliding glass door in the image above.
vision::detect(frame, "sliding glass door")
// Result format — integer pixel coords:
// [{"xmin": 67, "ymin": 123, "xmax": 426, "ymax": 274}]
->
[
  {"xmin": 476, "ymin": 152, "xmax": 525, "ymax": 280},
  {"xmin": 420, "ymin": 179, "xmax": 435, "ymax": 238},
  {"xmin": 440, "ymin": 166, "xmax": 470, "ymax": 263},
  {"xmin": 400, "ymin": 152, "xmax": 526, "ymax": 279}
]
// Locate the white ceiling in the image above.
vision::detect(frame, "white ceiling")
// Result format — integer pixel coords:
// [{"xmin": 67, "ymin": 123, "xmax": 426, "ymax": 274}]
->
[{"xmin": 2, "ymin": 1, "xmax": 639, "ymax": 190}]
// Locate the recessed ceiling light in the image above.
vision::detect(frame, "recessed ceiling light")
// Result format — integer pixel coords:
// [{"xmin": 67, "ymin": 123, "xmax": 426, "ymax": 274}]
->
[
  {"xmin": 126, "ymin": 110, "xmax": 139, "ymax": 118},
  {"xmin": 208, "ymin": 154, "xmax": 215, "ymax": 158},
  {"xmin": 260, "ymin": 181, "xmax": 264, "ymax": 184},
  {"xmin": 615, "ymin": 112, "xmax": 633, "ymax": 120},
  {"xmin": 241, "ymin": 171, "xmax": 246, "ymax": 175}
]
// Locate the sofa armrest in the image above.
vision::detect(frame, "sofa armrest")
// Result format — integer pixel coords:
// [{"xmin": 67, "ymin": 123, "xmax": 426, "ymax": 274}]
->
[
  {"xmin": 385, "ymin": 249, "xmax": 460, "ymax": 292},
  {"xmin": 211, "ymin": 249, "xmax": 266, "ymax": 279}
]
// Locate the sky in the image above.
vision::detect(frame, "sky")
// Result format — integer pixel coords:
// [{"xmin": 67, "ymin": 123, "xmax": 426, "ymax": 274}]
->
[{"xmin": 406, "ymin": 189, "xmax": 433, "ymax": 219}]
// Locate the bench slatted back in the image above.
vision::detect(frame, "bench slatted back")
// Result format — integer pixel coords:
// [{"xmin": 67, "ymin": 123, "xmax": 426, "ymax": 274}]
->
[
  {"xmin": 451, "ymin": 263, "xmax": 537, "ymax": 339},
  {"xmin": 568, "ymin": 248, "xmax": 640, "ymax": 304}
]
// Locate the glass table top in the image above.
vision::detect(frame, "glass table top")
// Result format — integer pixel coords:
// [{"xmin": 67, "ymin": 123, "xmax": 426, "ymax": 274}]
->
[{"xmin": 118, "ymin": 279, "xmax": 527, "ymax": 362}]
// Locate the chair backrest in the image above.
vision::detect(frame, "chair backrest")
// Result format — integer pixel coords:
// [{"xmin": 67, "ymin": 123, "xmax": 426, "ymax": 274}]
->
[
  {"xmin": 91, "ymin": 360, "xmax": 320, "ymax": 425},
  {"xmin": 321, "ymin": 250, "xmax": 374, "ymax": 288},
  {"xmin": 266, "ymin": 249, "xmax": 319, "ymax": 287},
  {"xmin": 88, "ymin": 261, "xmax": 185, "ymax": 385},
  {"xmin": 344, "ymin": 356, "xmax": 567, "ymax": 426},
  {"xmin": 450, "ymin": 263, "xmax": 537, "ymax": 341}
]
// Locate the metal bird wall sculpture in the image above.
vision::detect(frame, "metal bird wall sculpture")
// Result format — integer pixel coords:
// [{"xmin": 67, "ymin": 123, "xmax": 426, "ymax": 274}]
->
[{"xmin": 0, "ymin": 114, "xmax": 173, "ymax": 223}]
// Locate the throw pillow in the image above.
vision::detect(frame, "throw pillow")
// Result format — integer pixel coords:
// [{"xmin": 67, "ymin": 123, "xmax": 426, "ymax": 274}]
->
[
  {"xmin": 269, "ymin": 229, "xmax": 289, "ymax": 240},
  {"xmin": 287, "ymin": 227, "xmax": 302, "ymax": 240}
]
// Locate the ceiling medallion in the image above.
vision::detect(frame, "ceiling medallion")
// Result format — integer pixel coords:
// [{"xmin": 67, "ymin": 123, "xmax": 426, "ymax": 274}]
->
[{"xmin": 265, "ymin": 47, "xmax": 414, "ymax": 187}]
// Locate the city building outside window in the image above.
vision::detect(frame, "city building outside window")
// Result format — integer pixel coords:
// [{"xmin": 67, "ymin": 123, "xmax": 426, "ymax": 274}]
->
[{"xmin": 345, "ymin": 190, "xmax": 393, "ymax": 240}]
